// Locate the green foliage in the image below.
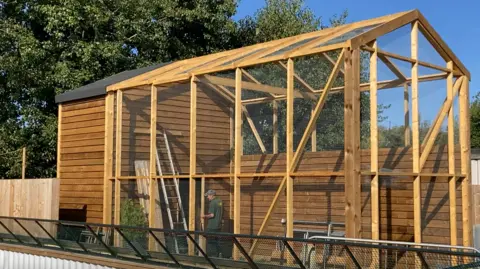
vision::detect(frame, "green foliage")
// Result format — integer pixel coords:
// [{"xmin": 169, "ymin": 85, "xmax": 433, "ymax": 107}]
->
[
  {"xmin": 120, "ymin": 199, "xmax": 147, "ymax": 244},
  {"xmin": 377, "ymin": 116, "xmax": 458, "ymax": 148},
  {"xmin": 0, "ymin": 0, "xmax": 240, "ymax": 178},
  {"xmin": 471, "ymin": 93, "xmax": 480, "ymax": 148}
]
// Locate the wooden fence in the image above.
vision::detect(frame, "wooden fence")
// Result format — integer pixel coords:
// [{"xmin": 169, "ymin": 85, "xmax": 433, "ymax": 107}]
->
[{"xmin": 0, "ymin": 178, "xmax": 59, "ymax": 237}]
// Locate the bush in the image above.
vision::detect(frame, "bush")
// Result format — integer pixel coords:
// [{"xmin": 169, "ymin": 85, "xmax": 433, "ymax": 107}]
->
[{"xmin": 120, "ymin": 199, "xmax": 147, "ymax": 246}]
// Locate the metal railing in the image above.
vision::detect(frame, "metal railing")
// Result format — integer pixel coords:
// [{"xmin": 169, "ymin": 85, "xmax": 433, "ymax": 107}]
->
[{"xmin": 0, "ymin": 216, "xmax": 478, "ymax": 269}]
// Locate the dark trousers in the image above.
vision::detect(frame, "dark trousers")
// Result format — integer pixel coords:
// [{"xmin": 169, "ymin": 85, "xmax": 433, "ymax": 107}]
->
[{"xmin": 206, "ymin": 228, "xmax": 221, "ymax": 257}]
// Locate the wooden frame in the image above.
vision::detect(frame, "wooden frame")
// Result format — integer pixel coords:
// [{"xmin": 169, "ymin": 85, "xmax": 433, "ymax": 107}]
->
[
  {"xmin": 114, "ymin": 89, "xmax": 123, "ymax": 246},
  {"xmin": 149, "ymin": 84, "xmax": 159, "ymax": 250},
  {"xmin": 100, "ymin": 11, "xmax": 472, "ymax": 256},
  {"xmin": 103, "ymin": 92, "xmax": 114, "ymax": 225},
  {"xmin": 106, "ymin": 10, "xmax": 468, "ymax": 93},
  {"xmin": 411, "ymin": 21, "xmax": 421, "ymax": 246},
  {"xmin": 188, "ymin": 76, "xmax": 197, "ymax": 255},
  {"xmin": 370, "ymin": 40, "xmax": 379, "ymax": 243},
  {"xmin": 460, "ymin": 76, "xmax": 472, "ymax": 246},
  {"xmin": 233, "ymin": 68, "xmax": 242, "ymax": 260},
  {"xmin": 344, "ymin": 48, "xmax": 361, "ymax": 239}
]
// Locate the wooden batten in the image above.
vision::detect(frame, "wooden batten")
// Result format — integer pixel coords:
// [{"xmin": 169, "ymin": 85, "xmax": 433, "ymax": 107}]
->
[
  {"xmin": 148, "ymin": 84, "xmax": 158, "ymax": 250},
  {"xmin": 446, "ymin": 62, "xmax": 457, "ymax": 247},
  {"xmin": 411, "ymin": 21, "xmax": 421, "ymax": 247},
  {"xmin": 114, "ymin": 90, "xmax": 122, "ymax": 246},
  {"xmin": 233, "ymin": 68, "xmax": 242, "ymax": 260},
  {"xmin": 188, "ymin": 76, "xmax": 197, "ymax": 255},
  {"xmin": 103, "ymin": 93, "xmax": 114, "ymax": 224}
]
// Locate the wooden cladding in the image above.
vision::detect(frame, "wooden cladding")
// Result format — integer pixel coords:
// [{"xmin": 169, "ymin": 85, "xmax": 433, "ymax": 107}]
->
[
  {"xmin": 59, "ymin": 96, "xmax": 106, "ymax": 223},
  {"xmin": 121, "ymin": 83, "xmax": 231, "ymax": 177}
]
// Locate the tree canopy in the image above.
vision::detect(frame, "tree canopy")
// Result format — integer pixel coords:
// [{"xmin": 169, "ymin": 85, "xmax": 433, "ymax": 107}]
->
[{"xmin": 471, "ymin": 93, "xmax": 480, "ymax": 148}]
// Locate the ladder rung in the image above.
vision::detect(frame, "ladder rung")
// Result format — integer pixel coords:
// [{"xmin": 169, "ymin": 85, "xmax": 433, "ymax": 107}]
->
[{"xmin": 167, "ymin": 196, "xmax": 179, "ymax": 199}]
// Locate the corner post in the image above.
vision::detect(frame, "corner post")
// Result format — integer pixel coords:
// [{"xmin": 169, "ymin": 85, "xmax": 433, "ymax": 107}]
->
[
  {"xmin": 411, "ymin": 21, "xmax": 422, "ymax": 245},
  {"xmin": 344, "ymin": 48, "xmax": 361, "ymax": 239},
  {"xmin": 459, "ymin": 75, "xmax": 472, "ymax": 246},
  {"xmin": 286, "ymin": 59, "xmax": 294, "ymax": 239},
  {"xmin": 189, "ymin": 76, "xmax": 197, "ymax": 255},
  {"xmin": 233, "ymin": 68, "xmax": 243, "ymax": 260},
  {"xmin": 103, "ymin": 92, "xmax": 114, "ymax": 225}
]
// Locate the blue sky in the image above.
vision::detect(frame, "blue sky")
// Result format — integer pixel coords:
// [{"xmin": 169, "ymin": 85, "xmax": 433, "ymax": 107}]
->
[{"xmin": 234, "ymin": 0, "xmax": 479, "ymax": 127}]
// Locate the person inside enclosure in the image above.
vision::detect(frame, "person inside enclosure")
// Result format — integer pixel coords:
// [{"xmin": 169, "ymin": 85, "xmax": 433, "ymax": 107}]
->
[{"xmin": 201, "ymin": 189, "xmax": 223, "ymax": 257}]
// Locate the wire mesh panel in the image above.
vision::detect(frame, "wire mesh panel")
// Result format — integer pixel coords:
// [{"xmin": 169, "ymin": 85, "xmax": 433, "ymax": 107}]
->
[
  {"xmin": 193, "ymin": 72, "xmax": 233, "ymax": 174},
  {"xmin": 122, "ymin": 85, "xmax": 152, "ymax": 178}
]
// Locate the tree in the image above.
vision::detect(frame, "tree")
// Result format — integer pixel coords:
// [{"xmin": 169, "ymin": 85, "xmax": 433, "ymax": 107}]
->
[
  {"xmin": 471, "ymin": 93, "xmax": 480, "ymax": 148},
  {"xmin": 0, "ymin": 0, "xmax": 240, "ymax": 178}
]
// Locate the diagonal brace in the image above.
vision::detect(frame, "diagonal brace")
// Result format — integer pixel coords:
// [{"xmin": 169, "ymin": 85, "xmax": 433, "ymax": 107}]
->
[
  {"xmin": 422, "ymin": 77, "xmax": 460, "ymax": 147},
  {"xmin": 419, "ymin": 76, "xmax": 463, "ymax": 171},
  {"xmin": 378, "ymin": 54, "xmax": 407, "ymax": 81}
]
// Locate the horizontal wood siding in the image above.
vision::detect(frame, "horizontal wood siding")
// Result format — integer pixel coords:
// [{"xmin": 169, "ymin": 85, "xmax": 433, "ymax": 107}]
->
[
  {"xmin": 122, "ymin": 83, "xmax": 231, "ymax": 178},
  {"xmin": 59, "ymin": 96, "xmax": 106, "ymax": 223}
]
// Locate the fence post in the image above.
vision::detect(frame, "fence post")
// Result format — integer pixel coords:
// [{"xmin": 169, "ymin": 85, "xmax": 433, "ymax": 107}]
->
[{"xmin": 22, "ymin": 147, "xmax": 26, "ymax": 180}]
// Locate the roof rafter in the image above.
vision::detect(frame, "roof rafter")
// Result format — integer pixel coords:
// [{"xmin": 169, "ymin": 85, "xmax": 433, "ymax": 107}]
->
[{"xmin": 197, "ymin": 75, "xmax": 309, "ymax": 98}]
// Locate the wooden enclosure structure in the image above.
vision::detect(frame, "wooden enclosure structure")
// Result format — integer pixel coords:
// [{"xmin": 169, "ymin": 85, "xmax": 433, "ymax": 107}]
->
[{"xmin": 55, "ymin": 9, "xmax": 472, "ymax": 255}]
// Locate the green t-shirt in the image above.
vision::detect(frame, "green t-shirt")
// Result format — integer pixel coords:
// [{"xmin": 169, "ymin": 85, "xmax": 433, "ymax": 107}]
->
[{"xmin": 207, "ymin": 197, "xmax": 223, "ymax": 230}]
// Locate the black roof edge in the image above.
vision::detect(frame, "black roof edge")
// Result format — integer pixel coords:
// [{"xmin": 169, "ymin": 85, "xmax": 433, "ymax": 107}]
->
[
  {"xmin": 55, "ymin": 85, "xmax": 106, "ymax": 104},
  {"xmin": 55, "ymin": 62, "xmax": 171, "ymax": 104}
]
